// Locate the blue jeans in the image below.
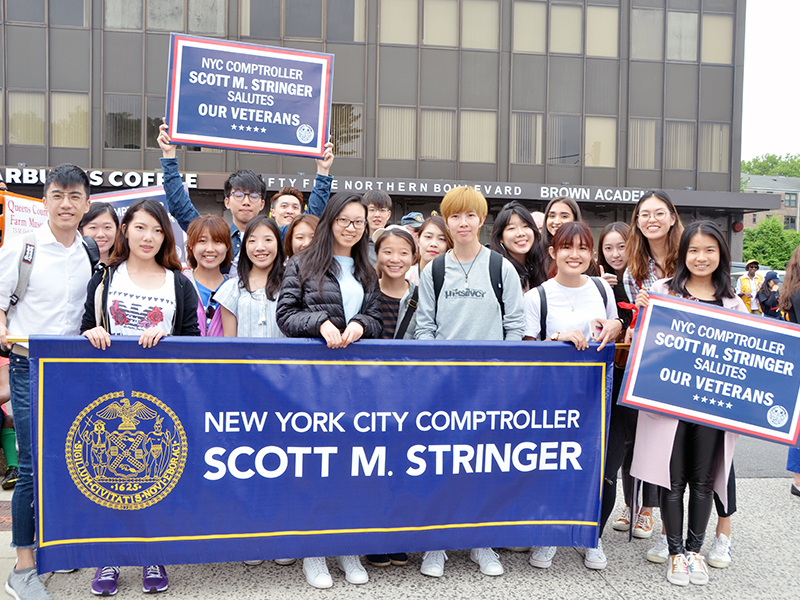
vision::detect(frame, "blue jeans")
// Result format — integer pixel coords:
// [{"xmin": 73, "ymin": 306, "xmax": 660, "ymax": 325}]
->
[
  {"xmin": 9, "ymin": 353, "xmax": 35, "ymax": 549},
  {"xmin": 788, "ymin": 446, "xmax": 800, "ymax": 474}
]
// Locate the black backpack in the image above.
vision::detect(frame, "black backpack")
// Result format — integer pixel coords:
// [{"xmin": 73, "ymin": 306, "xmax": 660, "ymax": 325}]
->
[
  {"xmin": 431, "ymin": 249, "xmax": 505, "ymax": 318},
  {"xmin": 535, "ymin": 277, "xmax": 608, "ymax": 340}
]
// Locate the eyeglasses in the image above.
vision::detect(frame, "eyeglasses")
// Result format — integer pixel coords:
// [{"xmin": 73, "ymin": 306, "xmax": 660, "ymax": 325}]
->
[
  {"xmin": 638, "ymin": 210, "xmax": 670, "ymax": 222},
  {"xmin": 230, "ymin": 191, "xmax": 262, "ymax": 202},
  {"xmin": 47, "ymin": 191, "xmax": 87, "ymax": 205},
  {"xmin": 367, "ymin": 207, "xmax": 391, "ymax": 215},
  {"xmin": 335, "ymin": 217, "xmax": 366, "ymax": 229}
]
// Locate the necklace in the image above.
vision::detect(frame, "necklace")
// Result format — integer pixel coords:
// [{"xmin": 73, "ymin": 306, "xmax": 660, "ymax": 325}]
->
[
  {"xmin": 559, "ymin": 282, "xmax": 579, "ymax": 311},
  {"xmin": 451, "ymin": 248, "xmax": 481, "ymax": 286}
]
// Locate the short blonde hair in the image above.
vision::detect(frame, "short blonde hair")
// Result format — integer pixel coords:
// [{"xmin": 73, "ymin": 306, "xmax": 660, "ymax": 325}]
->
[{"xmin": 440, "ymin": 186, "xmax": 488, "ymax": 220}]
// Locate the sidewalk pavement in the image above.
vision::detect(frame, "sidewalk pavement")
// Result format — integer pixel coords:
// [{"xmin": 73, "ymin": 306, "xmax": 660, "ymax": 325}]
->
[{"xmin": 0, "ymin": 476, "xmax": 797, "ymax": 600}]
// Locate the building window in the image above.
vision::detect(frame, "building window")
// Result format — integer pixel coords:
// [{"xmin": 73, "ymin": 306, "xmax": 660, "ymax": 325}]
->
[
  {"xmin": 586, "ymin": 7, "xmax": 618, "ymax": 58},
  {"xmin": 460, "ymin": 111, "xmax": 496, "ymax": 163},
  {"xmin": 188, "ymin": 0, "xmax": 226, "ymax": 35},
  {"xmin": 629, "ymin": 118, "xmax": 662, "ymax": 170},
  {"xmin": 420, "ymin": 109, "xmax": 456, "ymax": 160},
  {"xmin": 331, "ymin": 104, "xmax": 364, "ymax": 158},
  {"xmin": 240, "ymin": 0, "xmax": 280, "ymax": 38},
  {"xmin": 378, "ymin": 106, "xmax": 416, "ymax": 159},
  {"xmin": 785, "ymin": 216, "xmax": 796, "ymax": 231},
  {"xmin": 105, "ymin": 94, "xmax": 142, "ymax": 149},
  {"xmin": 666, "ymin": 11, "xmax": 698, "ymax": 62},
  {"xmin": 51, "ymin": 0, "xmax": 90, "ymax": 27},
  {"xmin": 547, "ymin": 115, "xmax": 580, "ymax": 165},
  {"xmin": 513, "ymin": 1, "xmax": 546, "ymax": 54},
  {"xmin": 285, "ymin": 0, "xmax": 323, "ymax": 38},
  {"xmin": 550, "ymin": 5, "xmax": 583, "ymax": 54},
  {"xmin": 584, "ymin": 117, "xmax": 616, "ymax": 168},
  {"xmin": 7, "ymin": 0, "xmax": 45, "ymax": 23},
  {"xmin": 148, "ymin": 0, "xmax": 183, "ymax": 31},
  {"xmin": 327, "ymin": 0, "xmax": 367, "ymax": 42},
  {"xmin": 146, "ymin": 97, "xmax": 166, "ymax": 149},
  {"xmin": 698, "ymin": 123, "xmax": 729, "ymax": 173},
  {"xmin": 785, "ymin": 193, "xmax": 798, "ymax": 208},
  {"xmin": 631, "ymin": 9, "xmax": 664, "ymax": 61},
  {"xmin": 381, "ymin": 0, "xmax": 418, "ymax": 45},
  {"xmin": 51, "ymin": 92, "xmax": 89, "ymax": 148},
  {"xmin": 462, "ymin": 0, "xmax": 499, "ymax": 50},
  {"xmin": 701, "ymin": 13, "xmax": 733, "ymax": 64},
  {"xmin": 423, "ymin": 0, "xmax": 458, "ymax": 46},
  {"xmin": 510, "ymin": 112, "xmax": 543, "ymax": 165},
  {"xmin": 752, "ymin": 214, "xmax": 757, "ymax": 225},
  {"xmin": 105, "ymin": 0, "xmax": 143, "ymax": 29},
  {"xmin": 664, "ymin": 120, "xmax": 695, "ymax": 170},
  {"xmin": 8, "ymin": 92, "xmax": 45, "ymax": 146}
]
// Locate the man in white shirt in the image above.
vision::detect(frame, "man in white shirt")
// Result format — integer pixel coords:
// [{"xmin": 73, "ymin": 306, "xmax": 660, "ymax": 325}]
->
[{"xmin": 0, "ymin": 164, "xmax": 93, "ymax": 600}]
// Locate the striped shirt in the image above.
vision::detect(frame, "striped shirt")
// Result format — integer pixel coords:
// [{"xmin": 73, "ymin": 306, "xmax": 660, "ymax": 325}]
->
[{"xmin": 380, "ymin": 293, "xmax": 402, "ymax": 339}]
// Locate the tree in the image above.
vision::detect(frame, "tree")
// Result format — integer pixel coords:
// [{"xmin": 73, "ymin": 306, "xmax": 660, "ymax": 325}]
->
[
  {"xmin": 742, "ymin": 216, "xmax": 797, "ymax": 269},
  {"xmin": 741, "ymin": 153, "xmax": 800, "ymax": 178}
]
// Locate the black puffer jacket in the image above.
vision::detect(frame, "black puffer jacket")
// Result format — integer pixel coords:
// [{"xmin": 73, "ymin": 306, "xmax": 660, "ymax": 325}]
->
[{"xmin": 277, "ymin": 256, "xmax": 383, "ymax": 338}]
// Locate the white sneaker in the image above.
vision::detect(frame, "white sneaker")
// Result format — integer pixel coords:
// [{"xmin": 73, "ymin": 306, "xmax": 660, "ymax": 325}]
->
[
  {"xmin": 584, "ymin": 539, "xmax": 607, "ymax": 570},
  {"xmin": 707, "ymin": 533, "xmax": 731, "ymax": 568},
  {"xmin": 274, "ymin": 558, "xmax": 296, "ymax": 566},
  {"xmin": 611, "ymin": 506, "xmax": 631, "ymax": 531},
  {"xmin": 686, "ymin": 552, "xmax": 709, "ymax": 585},
  {"xmin": 242, "ymin": 560, "xmax": 263, "ymax": 566},
  {"xmin": 666, "ymin": 553, "xmax": 690, "ymax": 587},
  {"xmin": 337, "ymin": 555, "xmax": 368, "ymax": 585},
  {"xmin": 647, "ymin": 534, "xmax": 669, "ymax": 564},
  {"xmin": 303, "ymin": 557, "xmax": 332, "ymax": 589},
  {"xmin": 420, "ymin": 551, "xmax": 447, "ymax": 577},
  {"xmin": 529, "ymin": 546, "xmax": 557, "ymax": 568},
  {"xmin": 470, "ymin": 547, "xmax": 503, "ymax": 576}
]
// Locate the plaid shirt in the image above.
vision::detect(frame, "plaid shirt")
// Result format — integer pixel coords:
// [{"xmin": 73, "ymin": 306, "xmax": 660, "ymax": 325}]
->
[{"xmin": 622, "ymin": 258, "xmax": 659, "ymax": 303}]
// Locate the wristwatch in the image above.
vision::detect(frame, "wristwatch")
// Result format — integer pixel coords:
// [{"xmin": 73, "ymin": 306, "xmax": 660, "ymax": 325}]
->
[{"xmin": 550, "ymin": 332, "xmax": 560, "ymax": 341}]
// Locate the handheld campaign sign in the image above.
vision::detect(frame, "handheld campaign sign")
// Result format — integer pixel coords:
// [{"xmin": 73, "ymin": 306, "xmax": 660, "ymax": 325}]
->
[
  {"xmin": 620, "ymin": 292, "xmax": 800, "ymax": 446},
  {"xmin": 165, "ymin": 34, "xmax": 333, "ymax": 158}
]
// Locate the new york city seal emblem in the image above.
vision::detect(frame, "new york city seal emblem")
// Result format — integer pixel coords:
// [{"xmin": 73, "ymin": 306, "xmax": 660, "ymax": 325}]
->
[{"xmin": 65, "ymin": 390, "xmax": 187, "ymax": 510}]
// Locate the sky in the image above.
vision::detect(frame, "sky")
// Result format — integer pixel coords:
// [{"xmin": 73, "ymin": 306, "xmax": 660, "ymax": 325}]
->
[{"xmin": 741, "ymin": 0, "xmax": 800, "ymax": 160}]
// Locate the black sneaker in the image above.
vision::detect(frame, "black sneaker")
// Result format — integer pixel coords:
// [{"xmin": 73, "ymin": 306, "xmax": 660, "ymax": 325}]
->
[
  {"xmin": 366, "ymin": 554, "xmax": 390, "ymax": 567},
  {"xmin": 1, "ymin": 467, "xmax": 18, "ymax": 490}
]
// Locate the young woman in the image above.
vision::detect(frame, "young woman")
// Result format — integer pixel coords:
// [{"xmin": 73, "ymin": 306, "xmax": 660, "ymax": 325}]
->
[
  {"xmin": 185, "ymin": 215, "xmax": 233, "ymax": 337},
  {"xmin": 541, "ymin": 196, "xmax": 581, "ymax": 248},
  {"xmin": 79, "ymin": 202, "xmax": 119, "ymax": 265},
  {"xmin": 490, "ymin": 201, "xmax": 548, "ymax": 293},
  {"xmin": 216, "ymin": 216, "xmax": 285, "ymax": 338},
  {"xmin": 80, "ymin": 198, "xmax": 200, "ymax": 596},
  {"xmin": 374, "ymin": 226, "xmax": 418, "ymax": 340},
  {"xmin": 284, "ymin": 214, "xmax": 320, "ymax": 260},
  {"xmin": 779, "ymin": 246, "xmax": 800, "ymax": 497},
  {"xmin": 407, "ymin": 215, "xmax": 452, "ymax": 285},
  {"xmin": 757, "ymin": 271, "xmax": 781, "ymax": 319},
  {"xmin": 523, "ymin": 221, "xmax": 622, "ymax": 571},
  {"xmin": 276, "ymin": 192, "xmax": 381, "ymax": 588},
  {"xmin": 630, "ymin": 221, "xmax": 743, "ymax": 587}
]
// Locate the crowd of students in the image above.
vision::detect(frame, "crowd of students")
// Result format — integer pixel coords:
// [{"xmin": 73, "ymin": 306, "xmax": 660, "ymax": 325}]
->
[{"xmin": 2, "ymin": 140, "xmax": 800, "ymax": 598}]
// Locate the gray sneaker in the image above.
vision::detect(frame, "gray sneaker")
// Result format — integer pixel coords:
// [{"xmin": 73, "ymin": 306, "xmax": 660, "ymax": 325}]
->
[{"xmin": 5, "ymin": 567, "xmax": 53, "ymax": 600}]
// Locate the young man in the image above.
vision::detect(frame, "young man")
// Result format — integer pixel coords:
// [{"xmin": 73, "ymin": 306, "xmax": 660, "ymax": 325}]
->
[
  {"xmin": 362, "ymin": 190, "xmax": 393, "ymax": 265},
  {"xmin": 270, "ymin": 186, "xmax": 304, "ymax": 227},
  {"xmin": 0, "ymin": 165, "xmax": 95, "ymax": 600},
  {"xmin": 735, "ymin": 259, "xmax": 764, "ymax": 314},
  {"xmin": 414, "ymin": 186, "xmax": 525, "ymax": 578}
]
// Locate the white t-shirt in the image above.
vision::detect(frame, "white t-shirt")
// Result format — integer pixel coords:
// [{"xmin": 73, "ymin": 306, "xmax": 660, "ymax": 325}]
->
[
  {"xmin": 107, "ymin": 262, "xmax": 176, "ymax": 336},
  {"xmin": 523, "ymin": 277, "xmax": 618, "ymax": 340},
  {"xmin": 334, "ymin": 256, "xmax": 364, "ymax": 323}
]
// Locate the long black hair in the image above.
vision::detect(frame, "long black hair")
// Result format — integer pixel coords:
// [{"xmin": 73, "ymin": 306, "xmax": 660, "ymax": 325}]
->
[
  {"xmin": 110, "ymin": 198, "xmax": 181, "ymax": 271},
  {"xmin": 541, "ymin": 196, "xmax": 582, "ymax": 247},
  {"xmin": 490, "ymin": 201, "xmax": 547, "ymax": 290},
  {"xmin": 237, "ymin": 215, "xmax": 285, "ymax": 301},
  {"xmin": 668, "ymin": 220, "xmax": 734, "ymax": 300},
  {"xmin": 597, "ymin": 221, "xmax": 630, "ymax": 276},
  {"xmin": 297, "ymin": 192, "xmax": 377, "ymax": 290}
]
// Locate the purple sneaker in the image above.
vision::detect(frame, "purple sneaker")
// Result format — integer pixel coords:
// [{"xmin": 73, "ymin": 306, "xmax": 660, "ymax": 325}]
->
[
  {"xmin": 91, "ymin": 566, "xmax": 120, "ymax": 596},
  {"xmin": 142, "ymin": 565, "xmax": 168, "ymax": 593}
]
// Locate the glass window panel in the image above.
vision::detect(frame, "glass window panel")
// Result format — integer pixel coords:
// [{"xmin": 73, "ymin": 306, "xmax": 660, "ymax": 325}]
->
[
  {"xmin": 188, "ymin": 0, "xmax": 226, "ymax": 35},
  {"xmin": 7, "ymin": 0, "xmax": 45, "ymax": 23},
  {"xmin": 8, "ymin": 92, "xmax": 45, "ymax": 145},
  {"xmin": 381, "ymin": 0, "xmax": 418, "ymax": 45},
  {"xmin": 629, "ymin": 118, "xmax": 662, "ymax": 170},
  {"xmin": 378, "ymin": 106, "xmax": 416, "ymax": 159},
  {"xmin": 586, "ymin": 7, "xmax": 618, "ymax": 58},
  {"xmin": 664, "ymin": 120, "xmax": 695, "ymax": 170},
  {"xmin": 513, "ymin": 1, "xmax": 546, "ymax": 53},
  {"xmin": 105, "ymin": 94, "xmax": 142, "ymax": 149},
  {"xmin": 331, "ymin": 104, "xmax": 364, "ymax": 158},
  {"xmin": 584, "ymin": 117, "xmax": 616, "ymax": 167},
  {"xmin": 698, "ymin": 122, "xmax": 729, "ymax": 172},
  {"xmin": 666, "ymin": 11, "xmax": 698, "ymax": 61},
  {"xmin": 631, "ymin": 9, "xmax": 664, "ymax": 60},
  {"xmin": 701, "ymin": 14, "xmax": 733, "ymax": 64},
  {"xmin": 146, "ymin": 97, "xmax": 166, "ymax": 149},
  {"xmin": 240, "ymin": 0, "xmax": 280, "ymax": 38},
  {"xmin": 286, "ymin": 0, "xmax": 323, "ymax": 38},
  {"xmin": 463, "ymin": 0, "xmax": 499, "ymax": 50},
  {"xmin": 148, "ymin": 0, "xmax": 183, "ymax": 32},
  {"xmin": 460, "ymin": 111, "xmax": 496, "ymax": 162},
  {"xmin": 784, "ymin": 216, "xmax": 796, "ymax": 231},
  {"xmin": 105, "ymin": 0, "xmax": 143, "ymax": 29},
  {"xmin": 550, "ymin": 5, "xmax": 583, "ymax": 54},
  {"xmin": 548, "ymin": 115, "xmax": 580, "ymax": 165},
  {"xmin": 51, "ymin": 92, "xmax": 89, "ymax": 148},
  {"xmin": 511, "ymin": 112, "xmax": 543, "ymax": 164},
  {"xmin": 420, "ymin": 109, "xmax": 456, "ymax": 159},
  {"xmin": 328, "ymin": 0, "xmax": 367, "ymax": 42},
  {"xmin": 423, "ymin": 0, "xmax": 458, "ymax": 47},
  {"xmin": 51, "ymin": 0, "xmax": 89, "ymax": 27},
  {"xmin": 785, "ymin": 193, "xmax": 797, "ymax": 208}
]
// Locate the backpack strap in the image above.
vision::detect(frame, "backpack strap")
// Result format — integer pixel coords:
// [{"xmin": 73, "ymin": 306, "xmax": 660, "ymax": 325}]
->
[
  {"xmin": 536, "ymin": 284, "xmax": 548, "ymax": 340},
  {"xmin": 394, "ymin": 286, "xmax": 419, "ymax": 339},
  {"xmin": 590, "ymin": 276, "xmax": 608, "ymax": 307},
  {"xmin": 432, "ymin": 254, "xmax": 446, "ymax": 319},
  {"xmin": 488, "ymin": 250, "xmax": 505, "ymax": 318},
  {"xmin": 6, "ymin": 232, "xmax": 38, "ymax": 326},
  {"xmin": 82, "ymin": 235, "xmax": 101, "ymax": 271}
]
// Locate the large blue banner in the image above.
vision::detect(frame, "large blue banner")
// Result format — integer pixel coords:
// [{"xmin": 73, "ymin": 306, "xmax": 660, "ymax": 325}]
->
[
  {"xmin": 621, "ymin": 293, "xmax": 800, "ymax": 445},
  {"xmin": 165, "ymin": 34, "xmax": 333, "ymax": 158},
  {"xmin": 31, "ymin": 338, "xmax": 613, "ymax": 573}
]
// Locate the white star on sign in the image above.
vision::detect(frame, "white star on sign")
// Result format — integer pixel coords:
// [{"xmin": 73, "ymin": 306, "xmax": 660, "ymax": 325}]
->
[
  {"xmin": 261, "ymin": 127, "xmax": 267, "ymax": 133},
  {"xmin": 231, "ymin": 124, "xmax": 237, "ymax": 130},
  {"xmin": 693, "ymin": 395, "xmax": 699, "ymax": 401},
  {"xmin": 726, "ymin": 402, "xmax": 732, "ymax": 409},
  {"xmin": 701, "ymin": 396, "xmax": 708, "ymax": 403},
  {"xmin": 709, "ymin": 399, "xmax": 716, "ymax": 406},
  {"xmin": 246, "ymin": 126, "xmax": 252, "ymax": 131},
  {"xmin": 239, "ymin": 125, "xmax": 245, "ymax": 131}
]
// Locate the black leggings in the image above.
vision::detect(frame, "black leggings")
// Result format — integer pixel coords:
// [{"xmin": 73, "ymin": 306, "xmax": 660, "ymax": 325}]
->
[{"xmin": 660, "ymin": 420, "xmax": 724, "ymax": 555}]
